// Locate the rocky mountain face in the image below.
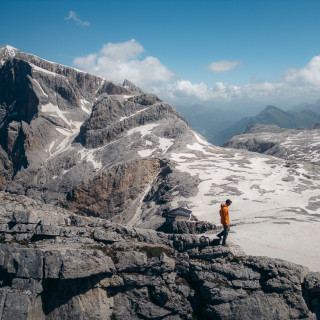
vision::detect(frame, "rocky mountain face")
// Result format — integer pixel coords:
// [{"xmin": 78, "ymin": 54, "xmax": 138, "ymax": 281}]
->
[
  {"xmin": 0, "ymin": 45, "xmax": 199, "ymax": 227},
  {"xmin": 224, "ymin": 124, "xmax": 320, "ymax": 166},
  {"xmin": 0, "ymin": 192, "xmax": 319, "ymax": 320}
]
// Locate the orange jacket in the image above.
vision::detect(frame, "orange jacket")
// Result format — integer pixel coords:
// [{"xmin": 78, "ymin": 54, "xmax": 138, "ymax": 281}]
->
[{"xmin": 220, "ymin": 204, "xmax": 229, "ymax": 227}]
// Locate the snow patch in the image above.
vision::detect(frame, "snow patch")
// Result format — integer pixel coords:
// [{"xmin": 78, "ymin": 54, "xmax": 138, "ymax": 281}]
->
[
  {"xmin": 138, "ymin": 149, "xmax": 155, "ymax": 157},
  {"xmin": 128, "ymin": 175, "xmax": 159, "ymax": 226},
  {"xmin": 170, "ymin": 153, "xmax": 198, "ymax": 162},
  {"xmin": 119, "ymin": 107, "xmax": 149, "ymax": 122},
  {"xmin": 158, "ymin": 137, "xmax": 174, "ymax": 155},
  {"xmin": 123, "ymin": 95, "xmax": 134, "ymax": 100},
  {"xmin": 79, "ymin": 149, "xmax": 102, "ymax": 170},
  {"xmin": 95, "ymin": 80, "xmax": 105, "ymax": 94},
  {"xmin": 41, "ymin": 103, "xmax": 70, "ymax": 125},
  {"xmin": 193, "ymin": 131, "xmax": 210, "ymax": 145},
  {"xmin": 5, "ymin": 45, "xmax": 17, "ymax": 57},
  {"xmin": 171, "ymin": 147, "xmax": 318, "ymax": 221},
  {"xmin": 80, "ymin": 99, "xmax": 92, "ymax": 115},
  {"xmin": 30, "ymin": 64, "xmax": 59, "ymax": 77},
  {"xmin": 48, "ymin": 141, "xmax": 56, "ymax": 155},
  {"xmin": 146, "ymin": 140, "xmax": 153, "ymax": 146},
  {"xmin": 32, "ymin": 79, "xmax": 48, "ymax": 97},
  {"xmin": 187, "ymin": 142, "xmax": 213, "ymax": 155},
  {"xmin": 127, "ymin": 123, "xmax": 159, "ymax": 137},
  {"xmin": 48, "ymin": 121, "xmax": 82, "ymax": 160}
]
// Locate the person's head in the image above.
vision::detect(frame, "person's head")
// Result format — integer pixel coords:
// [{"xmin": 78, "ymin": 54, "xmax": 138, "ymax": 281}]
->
[{"xmin": 226, "ymin": 199, "xmax": 232, "ymax": 206}]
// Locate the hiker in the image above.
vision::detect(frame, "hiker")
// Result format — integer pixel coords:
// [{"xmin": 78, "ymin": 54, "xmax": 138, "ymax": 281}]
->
[{"xmin": 217, "ymin": 199, "xmax": 232, "ymax": 246}]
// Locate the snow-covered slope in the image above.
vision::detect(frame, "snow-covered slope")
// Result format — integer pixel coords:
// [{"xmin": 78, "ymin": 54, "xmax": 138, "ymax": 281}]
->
[
  {"xmin": 224, "ymin": 124, "xmax": 320, "ymax": 166},
  {"xmin": 1, "ymin": 46, "xmax": 319, "ymax": 271},
  {"xmin": 166, "ymin": 132, "xmax": 320, "ymax": 270}
]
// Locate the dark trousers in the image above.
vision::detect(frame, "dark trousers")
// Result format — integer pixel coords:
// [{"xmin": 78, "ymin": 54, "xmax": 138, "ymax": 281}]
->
[{"xmin": 217, "ymin": 225, "xmax": 229, "ymax": 245}]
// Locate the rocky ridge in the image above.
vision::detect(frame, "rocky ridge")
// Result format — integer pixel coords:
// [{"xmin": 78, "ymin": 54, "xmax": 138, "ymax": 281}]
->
[
  {"xmin": 224, "ymin": 124, "xmax": 320, "ymax": 166},
  {"xmin": 0, "ymin": 191, "xmax": 319, "ymax": 319}
]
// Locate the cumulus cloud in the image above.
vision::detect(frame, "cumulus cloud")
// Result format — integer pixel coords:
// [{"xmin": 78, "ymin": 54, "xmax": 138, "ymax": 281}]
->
[
  {"xmin": 161, "ymin": 56, "xmax": 320, "ymax": 108},
  {"xmin": 284, "ymin": 56, "xmax": 320, "ymax": 85},
  {"xmin": 165, "ymin": 80, "xmax": 211, "ymax": 100},
  {"xmin": 100, "ymin": 40, "xmax": 144, "ymax": 61},
  {"xmin": 73, "ymin": 39, "xmax": 174, "ymax": 90},
  {"xmin": 65, "ymin": 11, "xmax": 90, "ymax": 26},
  {"xmin": 73, "ymin": 40, "xmax": 320, "ymax": 109},
  {"xmin": 209, "ymin": 60, "xmax": 242, "ymax": 73}
]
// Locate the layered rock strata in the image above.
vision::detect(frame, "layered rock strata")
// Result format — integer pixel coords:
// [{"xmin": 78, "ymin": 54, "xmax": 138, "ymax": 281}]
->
[
  {"xmin": 0, "ymin": 45, "xmax": 196, "ymax": 226},
  {"xmin": 0, "ymin": 192, "xmax": 319, "ymax": 319}
]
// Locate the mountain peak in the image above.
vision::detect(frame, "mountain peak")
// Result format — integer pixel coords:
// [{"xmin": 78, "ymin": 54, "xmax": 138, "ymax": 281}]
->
[
  {"xmin": 122, "ymin": 79, "xmax": 144, "ymax": 95},
  {"xmin": 0, "ymin": 45, "xmax": 20, "ymax": 66},
  {"xmin": 1, "ymin": 44, "xmax": 19, "ymax": 53},
  {"xmin": 265, "ymin": 105, "xmax": 281, "ymax": 111}
]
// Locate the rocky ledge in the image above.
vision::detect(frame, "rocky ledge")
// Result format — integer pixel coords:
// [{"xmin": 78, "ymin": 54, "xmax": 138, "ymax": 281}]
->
[{"xmin": 0, "ymin": 191, "xmax": 319, "ymax": 320}]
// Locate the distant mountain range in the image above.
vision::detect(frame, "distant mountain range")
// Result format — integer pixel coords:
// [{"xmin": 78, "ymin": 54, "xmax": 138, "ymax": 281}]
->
[
  {"xmin": 175, "ymin": 104, "xmax": 244, "ymax": 142},
  {"xmin": 290, "ymin": 99, "xmax": 320, "ymax": 113},
  {"xmin": 212, "ymin": 105, "xmax": 320, "ymax": 146},
  {"xmin": 224, "ymin": 123, "xmax": 320, "ymax": 166}
]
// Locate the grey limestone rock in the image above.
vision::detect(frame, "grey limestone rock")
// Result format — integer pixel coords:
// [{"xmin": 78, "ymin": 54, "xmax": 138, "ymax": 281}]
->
[
  {"xmin": 158, "ymin": 219, "xmax": 217, "ymax": 234},
  {"xmin": 0, "ymin": 45, "xmax": 208, "ymax": 229},
  {"xmin": 93, "ymin": 228, "xmax": 124, "ymax": 243},
  {"xmin": 122, "ymin": 79, "xmax": 144, "ymax": 95},
  {"xmin": 0, "ymin": 192, "xmax": 318, "ymax": 319},
  {"xmin": 44, "ymin": 249, "xmax": 115, "ymax": 279}
]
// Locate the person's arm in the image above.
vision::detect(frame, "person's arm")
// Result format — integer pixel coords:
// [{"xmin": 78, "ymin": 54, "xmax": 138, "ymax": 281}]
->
[{"xmin": 223, "ymin": 207, "xmax": 229, "ymax": 227}]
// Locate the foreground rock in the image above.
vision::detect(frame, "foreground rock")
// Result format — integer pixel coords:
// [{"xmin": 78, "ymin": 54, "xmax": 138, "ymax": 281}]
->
[
  {"xmin": 157, "ymin": 219, "xmax": 217, "ymax": 234},
  {"xmin": 0, "ymin": 192, "xmax": 319, "ymax": 319}
]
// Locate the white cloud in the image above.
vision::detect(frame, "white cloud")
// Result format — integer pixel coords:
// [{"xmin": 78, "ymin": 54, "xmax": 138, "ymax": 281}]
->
[
  {"xmin": 65, "ymin": 11, "xmax": 90, "ymax": 26},
  {"xmin": 166, "ymin": 80, "xmax": 211, "ymax": 100},
  {"xmin": 100, "ymin": 39, "xmax": 143, "ymax": 60},
  {"xmin": 209, "ymin": 60, "xmax": 242, "ymax": 73},
  {"xmin": 73, "ymin": 41, "xmax": 320, "ymax": 109},
  {"xmin": 284, "ymin": 56, "xmax": 320, "ymax": 85},
  {"xmin": 161, "ymin": 56, "xmax": 320, "ymax": 108},
  {"xmin": 73, "ymin": 39, "xmax": 174, "ymax": 90}
]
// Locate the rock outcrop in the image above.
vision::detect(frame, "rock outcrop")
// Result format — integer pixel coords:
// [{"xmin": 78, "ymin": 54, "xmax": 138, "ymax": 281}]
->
[
  {"xmin": 157, "ymin": 219, "xmax": 217, "ymax": 235},
  {"xmin": 0, "ymin": 192, "xmax": 319, "ymax": 319}
]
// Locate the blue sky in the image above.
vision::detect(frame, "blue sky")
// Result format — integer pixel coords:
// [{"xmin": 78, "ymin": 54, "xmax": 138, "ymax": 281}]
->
[{"xmin": 2, "ymin": 0, "xmax": 320, "ymax": 110}]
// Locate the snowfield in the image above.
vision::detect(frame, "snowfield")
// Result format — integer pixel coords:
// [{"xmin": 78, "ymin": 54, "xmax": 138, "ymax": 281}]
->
[{"xmin": 167, "ymin": 131, "xmax": 320, "ymax": 271}]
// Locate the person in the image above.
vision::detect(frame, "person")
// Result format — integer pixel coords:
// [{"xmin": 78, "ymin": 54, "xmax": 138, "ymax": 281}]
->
[{"xmin": 217, "ymin": 199, "xmax": 232, "ymax": 245}]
